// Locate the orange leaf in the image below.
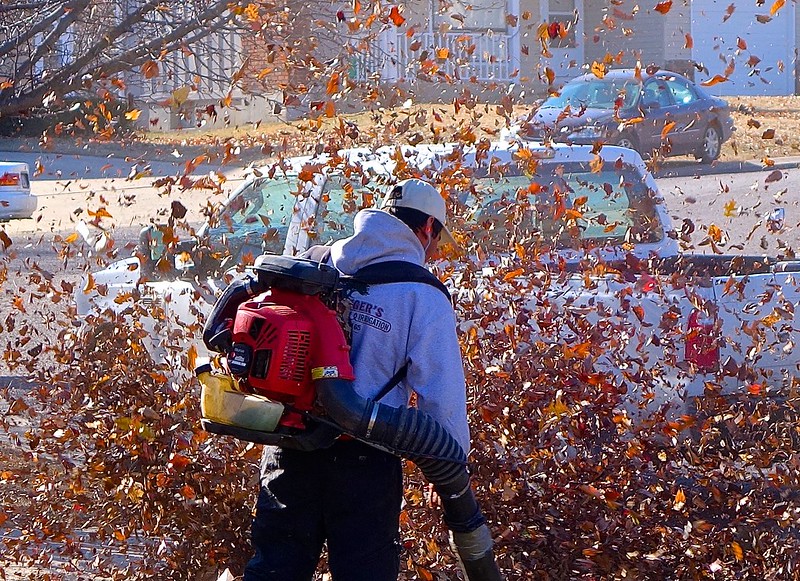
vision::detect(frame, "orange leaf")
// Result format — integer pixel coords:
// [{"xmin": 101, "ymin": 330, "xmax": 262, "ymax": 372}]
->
[
  {"xmin": 654, "ymin": 1, "xmax": 672, "ymax": 14},
  {"xmin": 731, "ymin": 540, "xmax": 744, "ymax": 561},
  {"xmin": 326, "ymin": 72, "xmax": 340, "ymax": 96},
  {"xmin": 700, "ymin": 74, "xmax": 728, "ymax": 87},
  {"xmin": 186, "ymin": 345, "xmax": 198, "ymax": 372},
  {"xmin": 388, "ymin": 6, "xmax": 405, "ymax": 26},
  {"xmin": 65, "ymin": 232, "xmax": 79, "ymax": 244},
  {"xmin": 590, "ymin": 60, "xmax": 606, "ymax": 79},
  {"xmin": 503, "ymin": 268, "xmax": 524, "ymax": 281},
  {"xmin": 124, "ymin": 109, "xmax": 141, "ymax": 121},
  {"xmin": 589, "ymin": 155, "xmax": 604, "ymax": 173},
  {"xmin": 141, "ymin": 60, "xmax": 159, "ymax": 79},
  {"xmin": 88, "ymin": 207, "xmax": 113, "ymax": 219},
  {"xmin": 771, "ymin": 0, "xmax": 786, "ymax": 16},
  {"xmin": 684, "ymin": 33, "xmax": 693, "ymax": 49},
  {"xmin": 83, "ymin": 273, "xmax": 96, "ymax": 294},
  {"xmin": 737, "ymin": 37, "xmax": 747, "ymax": 51},
  {"xmin": 660, "ymin": 121, "xmax": 676, "ymax": 139},
  {"xmin": 435, "ymin": 47, "xmax": 449, "ymax": 60},
  {"xmin": 324, "ymin": 100, "xmax": 336, "ymax": 118},
  {"xmin": 673, "ymin": 488, "xmax": 686, "ymax": 509},
  {"xmin": 747, "ymin": 383, "xmax": 762, "ymax": 396}
]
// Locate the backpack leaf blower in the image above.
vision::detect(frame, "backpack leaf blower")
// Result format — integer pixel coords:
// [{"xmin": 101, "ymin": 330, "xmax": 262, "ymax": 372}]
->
[{"xmin": 198, "ymin": 254, "xmax": 503, "ymax": 581}]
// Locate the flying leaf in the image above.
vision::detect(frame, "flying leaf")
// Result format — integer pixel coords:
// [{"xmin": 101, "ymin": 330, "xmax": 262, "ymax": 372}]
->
[
  {"xmin": 762, "ymin": 128, "xmax": 776, "ymax": 139},
  {"xmin": 654, "ymin": 1, "xmax": 672, "ymax": 15},
  {"xmin": 124, "ymin": 109, "xmax": 142, "ymax": 121},
  {"xmin": 737, "ymin": 37, "xmax": 747, "ymax": 51},
  {"xmin": 171, "ymin": 85, "xmax": 191, "ymax": 106},
  {"xmin": 141, "ymin": 60, "xmax": 159, "ymax": 79},
  {"xmin": 83, "ymin": 273, "xmax": 96, "ymax": 294},
  {"xmin": 723, "ymin": 3, "xmax": 735, "ymax": 22},
  {"xmin": 684, "ymin": 33, "xmax": 693, "ymax": 49},
  {"xmin": 389, "ymin": 6, "xmax": 405, "ymax": 26},
  {"xmin": 731, "ymin": 541, "xmax": 744, "ymax": 561},
  {"xmin": 435, "ymin": 47, "xmax": 450, "ymax": 60},
  {"xmin": 723, "ymin": 200, "xmax": 737, "ymax": 217},
  {"xmin": 660, "ymin": 121, "xmax": 676, "ymax": 139},
  {"xmin": 700, "ymin": 75, "xmax": 728, "ymax": 86},
  {"xmin": 590, "ymin": 61, "xmax": 606, "ymax": 79},
  {"xmin": 765, "ymin": 169, "xmax": 783, "ymax": 183},
  {"xmin": 673, "ymin": 488, "xmax": 686, "ymax": 510},
  {"xmin": 770, "ymin": 0, "xmax": 785, "ymax": 16},
  {"xmin": 0, "ymin": 230, "xmax": 11, "ymax": 250},
  {"xmin": 708, "ymin": 224, "xmax": 724, "ymax": 242},
  {"xmin": 589, "ymin": 155, "xmax": 604, "ymax": 173},
  {"xmin": 503, "ymin": 268, "xmax": 524, "ymax": 281}
]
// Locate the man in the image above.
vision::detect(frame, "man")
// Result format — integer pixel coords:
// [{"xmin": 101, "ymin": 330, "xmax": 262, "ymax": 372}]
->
[{"xmin": 244, "ymin": 178, "xmax": 470, "ymax": 580}]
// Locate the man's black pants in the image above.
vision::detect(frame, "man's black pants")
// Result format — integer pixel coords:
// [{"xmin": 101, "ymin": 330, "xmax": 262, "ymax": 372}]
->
[{"xmin": 244, "ymin": 439, "xmax": 403, "ymax": 581}]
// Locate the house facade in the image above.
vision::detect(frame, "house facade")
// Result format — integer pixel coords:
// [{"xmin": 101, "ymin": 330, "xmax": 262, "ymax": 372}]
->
[{"xmin": 354, "ymin": 0, "xmax": 799, "ymax": 98}]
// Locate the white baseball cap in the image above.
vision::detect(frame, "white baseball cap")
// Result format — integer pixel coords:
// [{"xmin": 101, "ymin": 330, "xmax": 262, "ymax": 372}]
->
[{"xmin": 381, "ymin": 178, "xmax": 456, "ymax": 247}]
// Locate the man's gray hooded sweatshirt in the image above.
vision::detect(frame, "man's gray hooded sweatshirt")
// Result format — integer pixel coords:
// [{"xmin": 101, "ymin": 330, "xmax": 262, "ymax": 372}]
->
[{"xmin": 329, "ymin": 208, "xmax": 470, "ymax": 454}]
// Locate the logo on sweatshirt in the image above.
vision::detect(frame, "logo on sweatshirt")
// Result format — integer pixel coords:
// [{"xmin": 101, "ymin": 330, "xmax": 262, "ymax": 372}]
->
[{"xmin": 349, "ymin": 299, "xmax": 391, "ymax": 333}]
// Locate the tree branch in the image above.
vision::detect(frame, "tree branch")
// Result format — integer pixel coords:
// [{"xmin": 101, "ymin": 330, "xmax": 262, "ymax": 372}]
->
[
  {"xmin": 0, "ymin": 2, "xmax": 52, "ymax": 13},
  {"xmin": 12, "ymin": 0, "xmax": 92, "ymax": 83},
  {"xmin": 0, "ymin": 0, "xmax": 71, "ymax": 57}
]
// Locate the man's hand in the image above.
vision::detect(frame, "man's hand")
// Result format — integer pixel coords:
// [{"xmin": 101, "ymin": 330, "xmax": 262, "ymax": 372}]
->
[{"xmin": 425, "ymin": 483, "xmax": 440, "ymax": 508}]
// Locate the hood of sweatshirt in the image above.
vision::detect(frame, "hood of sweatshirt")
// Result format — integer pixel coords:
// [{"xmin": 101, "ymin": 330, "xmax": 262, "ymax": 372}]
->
[{"xmin": 329, "ymin": 209, "xmax": 425, "ymax": 274}]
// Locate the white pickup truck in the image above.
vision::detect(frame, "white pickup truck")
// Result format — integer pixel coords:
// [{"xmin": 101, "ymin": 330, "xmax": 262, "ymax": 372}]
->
[{"xmin": 73, "ymin": 142, "xmax": 800, "ymax": 422}]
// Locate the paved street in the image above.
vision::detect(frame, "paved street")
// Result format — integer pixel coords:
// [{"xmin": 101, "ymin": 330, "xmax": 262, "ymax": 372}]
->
[{"xmin": 0, "ymin": 148, "xmax": 251, "ymax": 236}]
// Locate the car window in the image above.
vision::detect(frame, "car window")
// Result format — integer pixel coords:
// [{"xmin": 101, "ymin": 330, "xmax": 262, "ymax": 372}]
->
[
  {"xmin": 663, "ymin": 78, "xmax": 698, "ymax": 105},
  {"xmin": 208, "ymin": 175, "xmax": 303, "ymax": 256},
  {"xmin": 316, "ymin": 175, "xmax": 386, "ymax": 244},
  {"xmin": 459, "ymin": 161, "xmax": 663, "ymax": 250},
  {"xmin": 545, "ymin": 79, "xmax": 640, "ymax": 109},
  {"xmin": 641, "ymin": 80, "xmax": 673, "ymax": 108}
]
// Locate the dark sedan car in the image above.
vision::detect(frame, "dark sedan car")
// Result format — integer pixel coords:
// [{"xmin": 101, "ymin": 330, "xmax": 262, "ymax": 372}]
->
[{"xmin": 522, "ymin": 68, "xmax": 735, "ymax": 163}]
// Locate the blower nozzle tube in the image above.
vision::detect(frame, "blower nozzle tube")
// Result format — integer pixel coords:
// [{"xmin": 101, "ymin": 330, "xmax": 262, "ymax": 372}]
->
[{"xmin": 316, "ymin": 378, "xmax": 503, "ymax": 581}]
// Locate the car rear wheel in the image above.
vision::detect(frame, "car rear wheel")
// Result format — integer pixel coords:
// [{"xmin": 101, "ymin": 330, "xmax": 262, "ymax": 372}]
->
[
  {"xmin": 697, "ymin": 125, "xmax": 722, "ymax": 164},
  {"xmin": 614, "ymin": 131, "xmax": 639, "ymax": 153}
]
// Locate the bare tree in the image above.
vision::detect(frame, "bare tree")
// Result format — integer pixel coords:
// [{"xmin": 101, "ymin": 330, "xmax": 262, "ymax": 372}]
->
[{"xmin": 0, "ymin": 0, "xmax": 266, "ymax": 119}]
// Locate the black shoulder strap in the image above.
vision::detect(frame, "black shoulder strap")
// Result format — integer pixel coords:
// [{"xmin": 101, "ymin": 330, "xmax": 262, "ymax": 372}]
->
[
  {"xmin": 350, "ymin": 260, "xmax": 451, "ymax": 303},
  {"xmin": 374, "ymin": 362, "xmax": 408, "ymax": 402}
]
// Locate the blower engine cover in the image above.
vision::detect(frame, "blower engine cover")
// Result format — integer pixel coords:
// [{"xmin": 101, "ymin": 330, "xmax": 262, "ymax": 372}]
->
[{"xmin": 228, "ymin": 287, "xmax": 354, "ymax": 429}]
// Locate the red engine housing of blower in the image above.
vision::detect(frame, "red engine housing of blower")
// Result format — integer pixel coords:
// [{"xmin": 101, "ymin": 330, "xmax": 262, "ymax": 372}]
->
[{"xmin": 228, "ymin": 287, "xmax": 355, "ymax": 428}]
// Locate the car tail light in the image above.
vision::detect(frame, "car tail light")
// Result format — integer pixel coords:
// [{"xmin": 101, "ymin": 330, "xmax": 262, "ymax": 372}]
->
[
  {"xmin": 685, "ymin": 309, "xmax": 719, "ymax": 372},
  {"xmin": 0, "ymin": 172, "xmax": 21, "ymax": 186}
]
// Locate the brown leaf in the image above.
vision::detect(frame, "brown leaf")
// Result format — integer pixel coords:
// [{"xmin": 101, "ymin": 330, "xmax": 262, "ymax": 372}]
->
[
  {"xmin": 765, "ymin": 169, "xmax": 783, "ymax": 183},
  {"xmin": 762, "ymin": 128, "xmax": 776, "ymax": 139},
  {"xmin": 141, "ymin": 60, "xmax": 159, "ymax": 79},
  {"xmin": 0, "ymin": 230, "xmax": 11, "ymax": 249}
]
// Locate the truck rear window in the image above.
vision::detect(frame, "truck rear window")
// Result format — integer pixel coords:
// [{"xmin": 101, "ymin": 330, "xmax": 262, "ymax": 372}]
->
[{"xmin": 458, "ymin": 161, "xmax": 663, "ymax": 251}]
